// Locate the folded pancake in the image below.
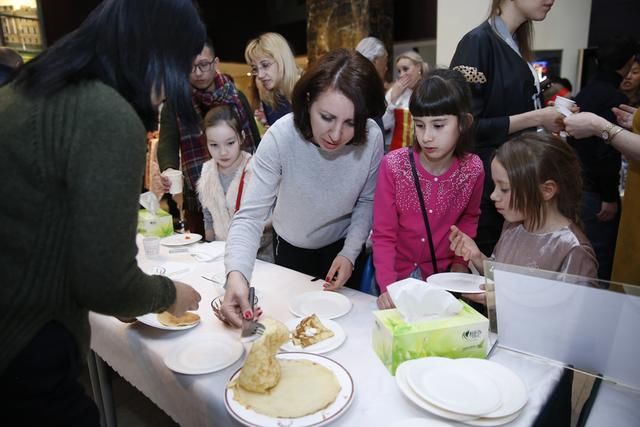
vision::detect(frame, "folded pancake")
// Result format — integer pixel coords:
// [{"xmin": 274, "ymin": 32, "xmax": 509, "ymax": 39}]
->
[
  {"xmin": 238, "ymin": 318, "xmax": 289, "ymax": 393},
  {"xmin": 291, "ymin": 314, "xmax": 334, "ymax": 348},
  {"xmin": 157, "ymin": 311, "xmax": 200, "ymax": 327},
  {"xmin": 231, "ymin": 358, "xmax": 341, "ymax": 418}
]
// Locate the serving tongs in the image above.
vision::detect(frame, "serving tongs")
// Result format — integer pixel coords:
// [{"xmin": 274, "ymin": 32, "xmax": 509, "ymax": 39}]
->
[{"xmin": 241, "ymin": 287, "xmax": 265, "ymax": 340}]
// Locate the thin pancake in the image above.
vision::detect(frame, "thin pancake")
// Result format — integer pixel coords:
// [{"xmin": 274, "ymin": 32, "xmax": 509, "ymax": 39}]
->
[
  {"xmin": 157, "ymin": 311, "xmax": 200, "ymax": 327},
  {"xmin": 231, "ymin": 359, "xmax": 341, "ymax": 418}
]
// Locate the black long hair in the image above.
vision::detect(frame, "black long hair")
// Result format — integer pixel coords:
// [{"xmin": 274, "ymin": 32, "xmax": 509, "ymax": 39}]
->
[{"xmin": 14, "ymin": 0, "xmax": 205, "ymax": 130}]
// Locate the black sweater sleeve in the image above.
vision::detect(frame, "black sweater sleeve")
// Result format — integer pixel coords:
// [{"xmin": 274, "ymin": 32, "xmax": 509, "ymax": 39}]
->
[
  {"xmin": 451, "ymin": 29, "xmax": 510, "ymax": 146},
  {"xmin": 66, "ymin": 84, "xmax": 176, "ymax": 316}
]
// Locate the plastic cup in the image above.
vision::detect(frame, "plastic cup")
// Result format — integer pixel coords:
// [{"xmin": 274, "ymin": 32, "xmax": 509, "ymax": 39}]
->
[
  {"xmin": 162, "ymin": 169, "xmax": 183, "ymax": 194},
  {"xmin": 554, "ymin": 96, "xmax": 576, "ymax": 117},
  {"xmin": 142, "ymin": 236, "xmax": 161, "ymax": 258}
]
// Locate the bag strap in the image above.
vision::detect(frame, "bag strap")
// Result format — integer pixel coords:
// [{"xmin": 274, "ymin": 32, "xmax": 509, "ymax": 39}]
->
[
  {"xmin": 235, "ymin": 167, "xmax": 248, "ymax": 211},
  {"xmin": 408, "ymin": 149, "xmax": 439, "ymax": 274}
]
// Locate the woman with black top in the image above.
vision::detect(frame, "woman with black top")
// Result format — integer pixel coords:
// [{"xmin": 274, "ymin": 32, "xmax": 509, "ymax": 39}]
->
[{"xmin": 450, "ymin": 0, "xmax": 565, "ymax": 256}]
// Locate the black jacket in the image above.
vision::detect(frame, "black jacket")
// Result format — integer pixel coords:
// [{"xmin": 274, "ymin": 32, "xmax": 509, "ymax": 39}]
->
[
  {"xmin": 570, "ymin": 70, "xmax": 627, "ymax": 202},
  {"xmin": 451, "ymin": 21, "xmax": 539, "ymax": 164}
]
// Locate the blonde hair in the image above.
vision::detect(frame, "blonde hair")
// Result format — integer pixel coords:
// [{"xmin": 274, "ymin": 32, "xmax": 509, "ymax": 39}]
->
[
  {"xmin": 490, "ymin": 0, "xmax": 534, "ymax": 62},
  {"xmin": 395, "ymin": 50, "xmax": 428, "ymax": 74},
  {"xmin": 244, "ymin": 32, "xmax": 300, "ymax": 108}
]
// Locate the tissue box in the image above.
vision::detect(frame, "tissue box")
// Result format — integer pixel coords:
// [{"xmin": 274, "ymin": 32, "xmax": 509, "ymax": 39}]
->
[
  {"xmin": 137, "ymin": 208, "xmax": 174, "ymax": 237},
  {"xmin": 372, "ymin": 301, "xmax": 489, "ymax": 375}
]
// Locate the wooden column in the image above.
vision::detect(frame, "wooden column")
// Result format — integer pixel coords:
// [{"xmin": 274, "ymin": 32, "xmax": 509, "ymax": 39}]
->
[{"xmin": 306, "ymin": 0, "xmax": 393, "ymax": 74}]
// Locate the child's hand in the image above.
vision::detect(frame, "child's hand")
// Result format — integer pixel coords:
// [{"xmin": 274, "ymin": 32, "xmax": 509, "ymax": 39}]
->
[
  {"xmin": 448, "ymin": 225, "xmax": 483, "ymax": 271},
  {"xmin": 377, "ymin": 291, "xmax": 395, "ymax": 309}
]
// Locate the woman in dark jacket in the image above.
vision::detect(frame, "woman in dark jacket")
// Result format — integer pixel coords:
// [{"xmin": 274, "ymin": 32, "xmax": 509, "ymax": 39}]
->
[{"xmin": 450, "ymin": 0, "xmax": 565, "ymax": 256}]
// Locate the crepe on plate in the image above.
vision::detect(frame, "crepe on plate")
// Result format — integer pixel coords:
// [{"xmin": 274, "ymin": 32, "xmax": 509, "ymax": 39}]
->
[
  {"xmin": 230, "ymin": 318, "xmax": 341, "ymax": 418},
  {"xmin": 157, "ymin": 311, "xmax": 200, "ymax": 327},
  {"xmin": 291, "ymin": 314, "xmax": 334, "ymax": 348}
]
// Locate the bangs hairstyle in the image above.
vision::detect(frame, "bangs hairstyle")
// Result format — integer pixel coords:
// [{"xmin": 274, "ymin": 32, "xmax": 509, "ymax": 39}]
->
[
  {"xmin": 409, "ymin": 68, "xmax": 474, "ymax": 157},
  {"xmin": 244, "ymin": 32, "xmax": 300, "ymax": 107},
  {"xmin": 291, "ymin": 48, "xmax": 385, "ymax": 146},
  {"xmin": 14, "ymin": 0, "xmax": 205, "ymax": 130},
  {"xmin": 494, "ymin": 132, "xmax": 583, "ymax": 230},
  {"xmin": 202, "ymin": 105, "xmax": 245, "ymax": 147}
]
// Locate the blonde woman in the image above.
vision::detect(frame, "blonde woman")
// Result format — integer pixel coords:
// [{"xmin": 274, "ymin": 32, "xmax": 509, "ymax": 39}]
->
[
  {"xmin": 245, "ymin": 32, "xmax": 300, "ymax": 126},
  {"xmin": 382, "ymin": 50, "xmax": 428, "ymax": 151}
]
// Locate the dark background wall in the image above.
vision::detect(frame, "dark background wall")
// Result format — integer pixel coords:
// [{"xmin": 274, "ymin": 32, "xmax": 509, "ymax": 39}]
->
[{"xmin": 40, "ymin": 0, "xmax": 638, "ymax": 62}]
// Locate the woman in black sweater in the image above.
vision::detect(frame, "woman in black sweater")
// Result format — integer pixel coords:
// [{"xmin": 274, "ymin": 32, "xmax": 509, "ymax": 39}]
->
[
  {"xmin": 0, "ymin": 0, "xmax": 204, "ymax": 424},
  {"xmin": 450, "ymin": 0, "xmax": 565, "ymax": 256}
]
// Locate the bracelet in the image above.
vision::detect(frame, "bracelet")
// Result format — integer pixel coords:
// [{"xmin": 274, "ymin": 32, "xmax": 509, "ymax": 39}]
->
[{"xmin": 610, "ymin": 126, "xmax": 624, "ymax": 142}]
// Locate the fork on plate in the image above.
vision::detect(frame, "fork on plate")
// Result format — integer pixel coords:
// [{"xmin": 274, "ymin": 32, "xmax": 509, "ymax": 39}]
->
[{"xmin": 241, "ymin": 287, "xmax": 265, "ymax": 338}]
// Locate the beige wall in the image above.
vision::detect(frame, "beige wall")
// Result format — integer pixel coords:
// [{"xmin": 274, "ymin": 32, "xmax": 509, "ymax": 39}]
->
[{"xmin": 436, "ymin": 0, "xmax": 592, "ymax": 87}]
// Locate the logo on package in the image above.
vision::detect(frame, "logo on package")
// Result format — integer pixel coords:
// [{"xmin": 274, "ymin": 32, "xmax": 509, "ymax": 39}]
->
[{"xmin": 462, "ymin": 329, "xmax": 482, "ymax": 341}]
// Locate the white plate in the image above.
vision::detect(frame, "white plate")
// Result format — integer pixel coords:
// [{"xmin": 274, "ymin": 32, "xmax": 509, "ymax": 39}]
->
[
  {"xmin": 160, "ymin": 233, "xmax": 203, "ymax": 246},
  {"xmin": 398, "ymin": 359, "xmax": 524, "ymax": 426},
  {"xmin": 136, "ymin": 312, "xmax": 200, "ymax": 331},
  {"xmin": 225, "ymin": 352, "xmax": 354, "ymax": 427},
  {"xmin": 462, "ymin": 411, "xmax": 522, "ymax": 426},
  {"xmin": 288, "ymin": 291, "xmax": 352, "ymax": 319},
  {"xmin": 389, "ymin": 418, "xmax": 456, "ymax": 427},
  {"xmin": 164, "ymin": 334, "xmax": 244, "ymax": 375},
  {"xmin": 396, "ymin": 360, "xmax": 477, "ymax": 422},
  {"xmin": 454, "ymin": 359, "xmax": 528, "ymax": 418},
  {"xmin": 426, "ymin": 273, "xmax": 485, "ymax": 294},
  {"xmin": 280, "ymin": 318, "xmax": 346, "ymax": 354},
  {"xmin": 410, "ymin": 364, "xmax": 501, "ymax": 416}
]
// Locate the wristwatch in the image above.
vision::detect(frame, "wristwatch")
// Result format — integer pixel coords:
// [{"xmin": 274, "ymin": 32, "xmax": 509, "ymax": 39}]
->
[{"xmin": 600, "ymin": 122, "xmax": 623, "ymax": 144}]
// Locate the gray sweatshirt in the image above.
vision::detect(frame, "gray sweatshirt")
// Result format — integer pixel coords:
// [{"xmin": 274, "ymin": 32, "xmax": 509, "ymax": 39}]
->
[{"xmin": 225, "ymin": 113, "xmax": 383, "ymax": 281}]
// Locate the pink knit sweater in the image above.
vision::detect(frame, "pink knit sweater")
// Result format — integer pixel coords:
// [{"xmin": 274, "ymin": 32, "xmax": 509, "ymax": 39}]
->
[{"xmin": 372, "ymin": 147, "xmax": 484, "ymax": 292}]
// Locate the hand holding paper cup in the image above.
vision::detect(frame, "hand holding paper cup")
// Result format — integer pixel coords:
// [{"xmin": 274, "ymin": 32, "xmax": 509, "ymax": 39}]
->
[
  {"xmin": 162, "ymin": 168, "xmax": 183, "ymax": 194},
  {"xmin": 554, "ymin": 95, "xmax": 576, "ymax": 117}
]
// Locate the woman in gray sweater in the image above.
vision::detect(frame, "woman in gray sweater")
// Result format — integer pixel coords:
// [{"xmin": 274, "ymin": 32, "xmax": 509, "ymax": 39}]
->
[{"xmin": 222, "ymin": 49, "xmax": 386, "ymax": 326}]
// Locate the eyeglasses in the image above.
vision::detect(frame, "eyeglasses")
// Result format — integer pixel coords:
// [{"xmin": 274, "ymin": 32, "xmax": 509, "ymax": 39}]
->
[
  {"xmin": 191, "ymin": 59, "xmax": 215, "ymax": 74},
  {"xmin": 250, "ymin": 61, "xmax": 275, "ymax": 76}
]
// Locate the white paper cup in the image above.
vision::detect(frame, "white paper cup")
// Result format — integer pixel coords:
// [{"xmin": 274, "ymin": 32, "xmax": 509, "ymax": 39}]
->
[
  {"xmin": 554, "ymin": 95, "xmax": 575, "ymax": 108},
  {"xmin": 554, "ymin": 95, "xmax": 576, "ymax": 117},
  {"xmin": 142, "ymin": 237, "xmax": 161, "ymax": 258},
  {"xmin": 162, "ymin": 169, "xmax": 183, "ymax": 194}
]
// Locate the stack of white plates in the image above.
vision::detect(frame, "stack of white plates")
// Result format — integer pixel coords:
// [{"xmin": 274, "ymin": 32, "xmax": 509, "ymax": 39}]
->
[{"xmin": 396, "ymin": 357, "xmax": 528, "ymax": 426}]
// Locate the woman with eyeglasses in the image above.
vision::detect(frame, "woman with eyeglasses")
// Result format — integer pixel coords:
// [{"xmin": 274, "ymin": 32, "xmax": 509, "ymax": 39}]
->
[
  {"xmin": 245, "ymin": 32, "xmax": 301, "ymax": 127},
  {"xmin": 220, "ymin": 49, "xmax": 386, "ymax": 327},
  {"xmin": 0, "ymin": 0, "xmax": 203, "ymax": 423}
]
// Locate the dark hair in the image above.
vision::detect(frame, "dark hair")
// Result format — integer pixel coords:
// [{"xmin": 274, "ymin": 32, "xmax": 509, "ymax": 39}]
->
[
  {"xmin": 292, "ymin": 48, "xmax": 385, "ymax": 146},
  {"xmin": 204, "ymin": 38, "xmax": 215, "ymax": 57},
  {"xmin": 494, "ymin": 132, "xmax": 583, "ymax": 230},
  {"xmin": 409, "ymin": 68, "xmax": 474, "ymax": 157},
  {"xmin": 14, "ymin": 0, "xmax": 205, "ymax": 130},
  {"xmin": 596, "ymin": 36, "xmax": 638, "ymax": 72},
  {"xmin": 202, "ymin": 105, "xmax": 243, "ymax": 139}
]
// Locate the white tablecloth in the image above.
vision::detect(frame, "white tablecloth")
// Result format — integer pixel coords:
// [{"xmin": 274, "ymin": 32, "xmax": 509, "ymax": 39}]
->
[{"xmin": 89, "ymin": 240, "xmax": 564, "ymax": 427}]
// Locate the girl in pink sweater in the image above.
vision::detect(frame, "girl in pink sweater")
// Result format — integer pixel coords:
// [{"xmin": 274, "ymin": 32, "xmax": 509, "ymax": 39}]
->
[{"xmin": 372, "ymin": 68, "xmax": 484, "ymax": 309}]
